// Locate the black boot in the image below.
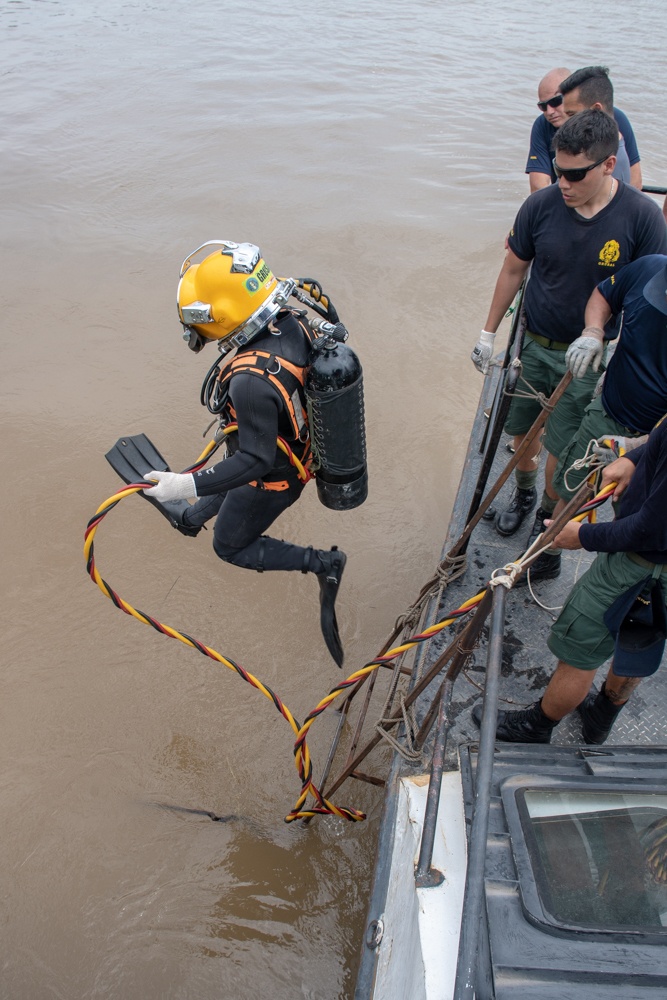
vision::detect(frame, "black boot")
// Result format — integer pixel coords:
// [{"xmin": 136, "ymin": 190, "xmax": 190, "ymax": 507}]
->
[
  {"xmin": 577, "ymin": 685, "xmax": 625, "ymax": 745},
  {"xmin": 525, "ymin": 506, "xmax": 551, "ymax": 550},
  {"xmin": 496, "ymin": 486, "xmax": 537, "ymax": 537},
  {"xmin": 472, "ymin": 699, "xmax": 557, "ymax": 743},
  {"xmin": 316, "ymin": 547, "xmax": 347, "ymax": 667},
  {"xmin": 513, "ymin": 505, "xmax": 562, "ymax": 587},
  {"xmin": 515, "ymin": 550, "xmax": 561, "ymax": 588}
]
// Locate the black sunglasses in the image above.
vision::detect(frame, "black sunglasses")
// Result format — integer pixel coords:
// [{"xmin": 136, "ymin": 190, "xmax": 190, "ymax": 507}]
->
[
  {"xmin": 537, "ymin": 94, "xmax": 563, "ymax": 112},
  {"xmin": 552, "ymin": 153, "xmax": 609, "ymax": 183}
]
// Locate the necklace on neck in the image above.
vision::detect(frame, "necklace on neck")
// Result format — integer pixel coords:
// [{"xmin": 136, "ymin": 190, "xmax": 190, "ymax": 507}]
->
[{"xmin": 607, "ymin": 178, "xmax": 616, "ymax": 205}]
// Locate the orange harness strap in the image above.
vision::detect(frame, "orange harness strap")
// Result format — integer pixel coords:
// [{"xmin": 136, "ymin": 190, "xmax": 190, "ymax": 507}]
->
[
  {"xmin": 247, "ymin": 478, "xmax": 290, "ymax": 492},
  {"xmin": 219, "ymin": 350, "xmax": 309, "ymax": 445}
]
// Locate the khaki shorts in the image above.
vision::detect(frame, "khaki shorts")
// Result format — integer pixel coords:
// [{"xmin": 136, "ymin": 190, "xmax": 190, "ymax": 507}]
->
[
  {"xmin": 504, "ymin": 337, "xmax": 602, "ymax": 459},
  {"xmin": 552, "ymin": 394, "xmax": 643, "ymax": 501},
  {"xmin": 547, "ymin": 551, "xmax": 667, "ymax": 670}
]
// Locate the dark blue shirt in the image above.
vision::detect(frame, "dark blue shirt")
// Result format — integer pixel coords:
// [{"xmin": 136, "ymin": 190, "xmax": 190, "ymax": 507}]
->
[
  {"xmin": 580, "ymin": 417, "xmax": 667, "ymax": 562},
  {"xmin": 526, "ymin": 107, "xmax": 640, "ymax": 182},
  {"xmin": 508, "ymin": 183, "xmax": 667, "ymax": 343},
  {"xmin": 600, "ymin": 255, "xmax": 667, "ymax": 432}
]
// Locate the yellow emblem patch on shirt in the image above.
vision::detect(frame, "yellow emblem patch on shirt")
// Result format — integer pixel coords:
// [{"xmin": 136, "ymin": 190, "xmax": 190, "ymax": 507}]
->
[{"xmin": 598, "ymin": 240, "xmax": 621, "ymax": 267}]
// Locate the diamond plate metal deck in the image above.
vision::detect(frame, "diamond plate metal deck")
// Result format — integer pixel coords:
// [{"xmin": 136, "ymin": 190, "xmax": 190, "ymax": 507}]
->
[{"xmin": 415, "ymin": 372, "xmax": 667, "ymax": 759}]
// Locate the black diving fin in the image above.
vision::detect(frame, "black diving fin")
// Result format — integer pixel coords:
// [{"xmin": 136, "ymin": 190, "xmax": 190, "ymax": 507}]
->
[
  {"xmin": 105, "ymin": 434, "xmax": 200, "ymax": 537},
  {"xmin": 317, "ymin": 547, "xmax": 347, "ymax": 667}
]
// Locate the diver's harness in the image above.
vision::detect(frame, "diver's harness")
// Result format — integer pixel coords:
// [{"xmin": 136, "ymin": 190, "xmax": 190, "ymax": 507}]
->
[{"xmin": 216, "ymin": 314, "xmax": 316, "ymax": 492}]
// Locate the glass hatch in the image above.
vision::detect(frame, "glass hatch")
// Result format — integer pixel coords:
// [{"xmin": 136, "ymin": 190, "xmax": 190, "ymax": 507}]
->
[{"xmin": 516, "ymin": 788, "xmax": 667, "ymax": 933}]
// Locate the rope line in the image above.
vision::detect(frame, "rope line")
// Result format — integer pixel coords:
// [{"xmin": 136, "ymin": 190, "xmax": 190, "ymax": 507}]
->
[
  {"xmin": 375, "ymin": 697, "xmax": 425, "ymax": 765},
  {"xmin": 503, "ymin": 366, "xmax": 556, "ymax": 413},
  {"xmin": 85, "ymin": 443, "xmax": 616, "ymax": 823}
]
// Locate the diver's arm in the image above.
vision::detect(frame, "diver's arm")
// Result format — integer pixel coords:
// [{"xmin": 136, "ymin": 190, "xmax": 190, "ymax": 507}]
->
[{"xmin": 193, "ymin": 375, "xmax": 280, "ymax": 495}]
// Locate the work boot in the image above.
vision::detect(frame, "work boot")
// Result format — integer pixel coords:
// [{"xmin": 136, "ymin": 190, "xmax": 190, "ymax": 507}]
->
[
  {"xmin": 514, "ymin": 550, "xmax": 561, "ymax": 588},
  {"xmin": 577, "ymin": 685, "xmax": 626, "ymax": 745},
  {"xmin": 316, "ymin": 547, "xmax": 347, "ymax": 667},
  {"xmin": 472, "ymin": 699, "xmax": 557, "ymax": 743},
  {"xmin": 525, "ymin": 506, "xmax": 551, "ymax": 551},
  {"xmin": 496, "ymin": 486, "xmax": 536, "ymax": 537}
]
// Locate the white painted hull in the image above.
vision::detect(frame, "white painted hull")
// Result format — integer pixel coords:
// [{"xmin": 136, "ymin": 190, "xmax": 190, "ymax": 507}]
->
[{"xmin": 372, "ymin": 772, "xmax": 467, "ymax": 1000}]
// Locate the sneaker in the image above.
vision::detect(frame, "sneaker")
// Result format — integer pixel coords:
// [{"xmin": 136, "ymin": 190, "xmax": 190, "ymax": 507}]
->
[{"xmin": 495, "ymin": 486, "xmax": 537, "ymax": 537}]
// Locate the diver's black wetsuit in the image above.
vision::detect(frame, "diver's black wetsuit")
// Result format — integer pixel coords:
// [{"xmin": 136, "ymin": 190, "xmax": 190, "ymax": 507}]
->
[{"xmin": 183, "ymin": 310, "xmax": 326, "ymax": 574}]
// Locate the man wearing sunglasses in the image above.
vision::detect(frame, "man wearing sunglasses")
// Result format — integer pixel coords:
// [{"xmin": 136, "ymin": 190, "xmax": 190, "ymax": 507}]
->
[
  {"xmin": 525, "ymin": 66, "xmax": 640, "ymax": 193},
  {"xmin": 526, "ymin": 67, "xmax": 571, "ymax": 193},
  {"xmin": 473, "ymin": 110, "xmax": 666, "ymax": 577},
  {"xmin": 560, "ymin": 65, "xmax": 641, "ymax": 190}
]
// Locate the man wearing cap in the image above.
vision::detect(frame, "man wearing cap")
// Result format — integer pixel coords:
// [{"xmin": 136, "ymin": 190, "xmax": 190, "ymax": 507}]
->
[
  {"xmin": 474, "ymin": 387, "xmax": 667, "ymax": 746},
  {"xmin": 472, "ymin": 110, "xmax": 666, "ymax": 571}
]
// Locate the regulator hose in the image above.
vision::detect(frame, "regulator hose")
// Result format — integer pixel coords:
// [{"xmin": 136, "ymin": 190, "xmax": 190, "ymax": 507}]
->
[
  {"xmin": 291, "ymin": 279, "xmax": 340, "ymax": 323},
  {"xmin": 200, "ymin": 348, "xmax": 233, "ymax": 414}
]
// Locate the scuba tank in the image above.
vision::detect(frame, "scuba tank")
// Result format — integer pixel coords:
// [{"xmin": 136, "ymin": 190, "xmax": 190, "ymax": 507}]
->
[{"xmin": 305, "ymin": 321, "xmax": 368, "ymax": 511}]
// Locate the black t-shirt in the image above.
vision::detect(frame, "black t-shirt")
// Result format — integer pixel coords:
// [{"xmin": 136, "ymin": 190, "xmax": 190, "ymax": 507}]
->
[
  {"xmin": 192, "ymin": 311, "xmax": 310, "ymax": 496},
  {"xmin": 508, "ymin": 182, "xmax": 667, "ymax": 344}
]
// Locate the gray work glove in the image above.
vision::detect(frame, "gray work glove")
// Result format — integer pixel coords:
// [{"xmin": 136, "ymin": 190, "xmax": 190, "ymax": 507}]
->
[
  {"xmin": 471, "ymin": 330, "xmax": 496, "ymax": 375},
  {"xmin": 565, "ymin": 328, "xmax": 604, "ymax": 379},
  {"xmin": 143, "ymin": 470, "xmax": 197, "ymax": 502},
  {"xmin": 592, "ymin": 435, "xmax": 627, "ymax": 464}
]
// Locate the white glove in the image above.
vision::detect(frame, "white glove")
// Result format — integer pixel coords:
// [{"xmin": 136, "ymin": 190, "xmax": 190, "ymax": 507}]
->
[
  {"xmin": 565, "ymin": 328, "xmax": 604, "ymax": 379},
  {"xmin": 143, "ymin": 470, "xmax": 197, "ymax": 502},
  {"xmin": 471, "ymin": 330, "xmax": 496, "ymax": 375},
  {"xmin": 592, "ymin": 435, "xmax": 627, "ymax": 464}
]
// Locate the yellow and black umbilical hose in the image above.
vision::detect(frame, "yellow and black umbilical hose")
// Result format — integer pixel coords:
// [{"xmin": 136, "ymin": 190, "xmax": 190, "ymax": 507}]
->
[{"xmin": 85, "ymin": 446, "xmax": 615, "ymax": 823}]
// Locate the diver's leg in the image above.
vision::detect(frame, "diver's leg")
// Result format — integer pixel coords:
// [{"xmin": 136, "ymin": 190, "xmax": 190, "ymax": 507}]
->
[
  {"xmin": 211, "ymin": 485, "xmax": 347, "ymax": 665},
  {"xmin": 211, "ymin": 484, "xmax": 315, "ymax": 571}
]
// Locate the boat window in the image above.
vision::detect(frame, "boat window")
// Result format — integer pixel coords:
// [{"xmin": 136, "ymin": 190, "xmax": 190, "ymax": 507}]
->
[{"xmin": 517, "ymin": 788, "xmax": 667, "ymax": 933}]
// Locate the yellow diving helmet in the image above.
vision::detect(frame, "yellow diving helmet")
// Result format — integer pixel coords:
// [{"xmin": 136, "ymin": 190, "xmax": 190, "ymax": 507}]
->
[{"xmin": 177, "ymin": 241, "xmax": 296, "ymax": 353}]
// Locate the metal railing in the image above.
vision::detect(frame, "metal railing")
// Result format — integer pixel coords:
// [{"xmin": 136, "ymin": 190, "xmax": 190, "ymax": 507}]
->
[{"xmin": 453, "ymin": 583, "xmax": 506, "ymax": 999}]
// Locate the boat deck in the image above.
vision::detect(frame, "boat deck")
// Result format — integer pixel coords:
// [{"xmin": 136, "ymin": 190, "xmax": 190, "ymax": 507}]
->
[
  {"xmin": 354, "ymin": 367, "xmax": 667, "ymax": 1000},
  {"xmin": 417, "ymin": 368, "xmax": 667, "ymax": 757}
]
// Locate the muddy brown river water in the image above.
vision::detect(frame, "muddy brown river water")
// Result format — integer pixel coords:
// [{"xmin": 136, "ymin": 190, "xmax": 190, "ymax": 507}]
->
[{"xmin": 1, "ymin": 2, "xmax": 665, "ymax": 997}]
